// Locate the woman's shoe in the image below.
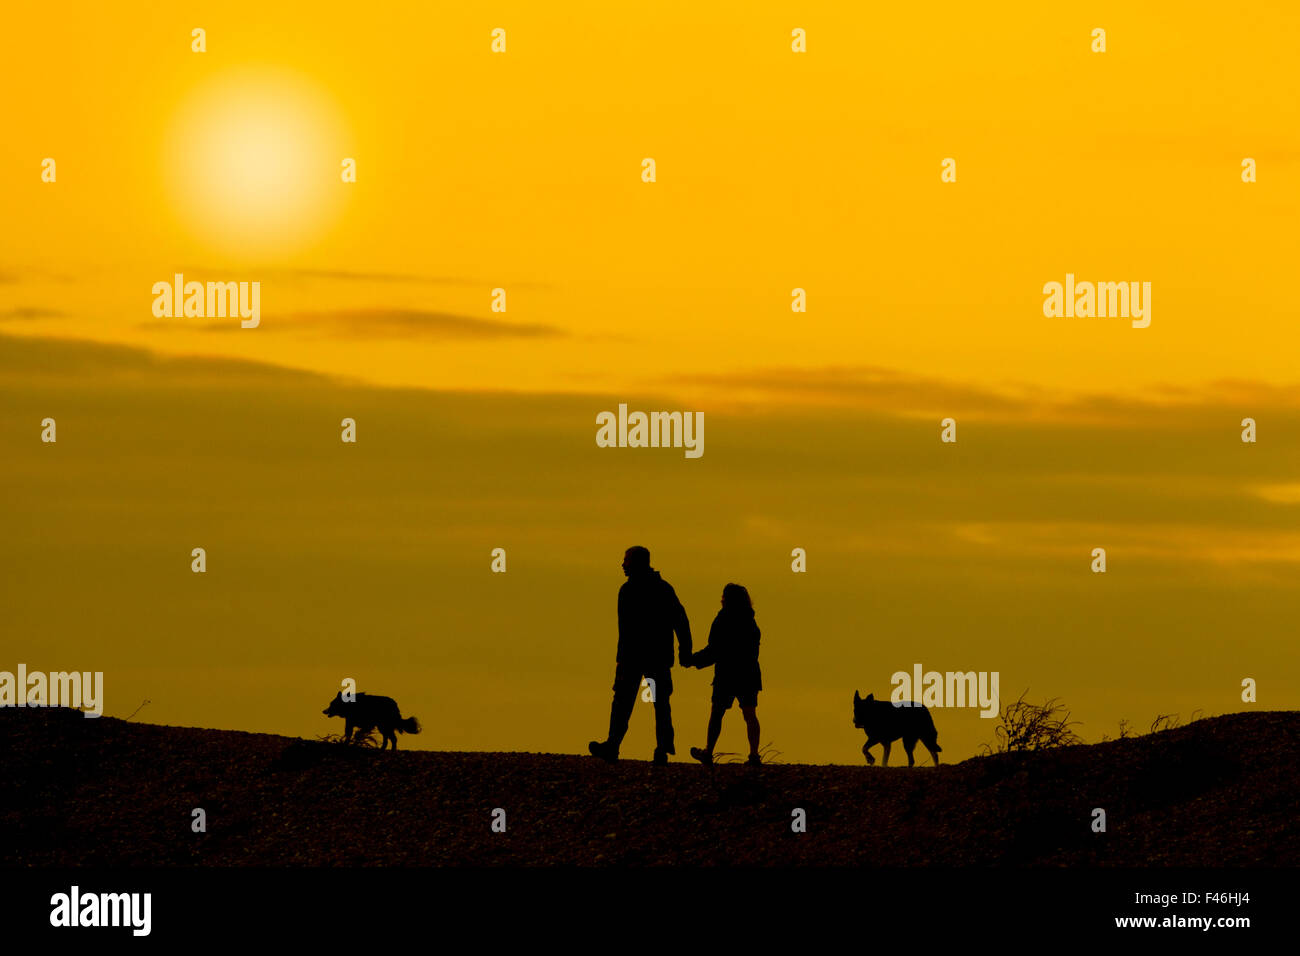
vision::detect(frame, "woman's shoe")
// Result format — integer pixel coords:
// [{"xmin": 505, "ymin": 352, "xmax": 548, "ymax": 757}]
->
[{"xmin": 689, "ymin": 746, "xmax": 713, "ymax": 765}]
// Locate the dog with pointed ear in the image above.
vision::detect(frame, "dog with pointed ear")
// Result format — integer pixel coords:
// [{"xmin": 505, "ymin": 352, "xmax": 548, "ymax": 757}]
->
[
  {"xmin": 852, "ymin": 690, "xmax": 873, "ymax": 728},
  {"xmin": 852, "ymin": 689, "xmax": 942, "ymax": 767}
]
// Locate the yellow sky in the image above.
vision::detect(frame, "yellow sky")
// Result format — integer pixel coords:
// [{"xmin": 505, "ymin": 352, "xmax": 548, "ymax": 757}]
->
[
  {"xmin": 2, "ymin": 2, "xmax": 1298, "ymax": 398},
  {"xmin": 2, "ymin": 3, "xmax": 1299, "ymax": 763}
]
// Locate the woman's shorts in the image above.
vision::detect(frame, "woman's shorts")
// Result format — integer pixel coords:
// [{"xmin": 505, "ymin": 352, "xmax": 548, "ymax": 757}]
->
[{"xmin": 712, "ymin": 686, "xmax": 759, "ymax": 710}]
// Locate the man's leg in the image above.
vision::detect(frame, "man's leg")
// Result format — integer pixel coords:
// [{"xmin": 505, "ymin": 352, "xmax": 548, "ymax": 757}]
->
[
  {"xmin": 605, "ymin": 664, "xmax": 640, "ymax": 753},
  {"xmin": 649, "ymin": 669, "xmax": 674, "ymax": 757}
]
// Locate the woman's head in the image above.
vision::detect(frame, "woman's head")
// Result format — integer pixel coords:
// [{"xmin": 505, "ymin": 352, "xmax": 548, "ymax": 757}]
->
[{"xmin": 721, "ymin": 583, "xmax": 753, "ymax": 614}]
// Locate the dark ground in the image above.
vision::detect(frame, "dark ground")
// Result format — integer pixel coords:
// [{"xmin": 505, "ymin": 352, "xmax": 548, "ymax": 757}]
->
[{"xmin": 1, "ymin": 708, "xmax": 1295, "ymax": 866}]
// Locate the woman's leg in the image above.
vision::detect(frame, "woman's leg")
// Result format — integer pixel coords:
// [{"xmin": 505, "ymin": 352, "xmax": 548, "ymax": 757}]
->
[
  {"xmin": 705, "ymin": 702, "xmax": 726, "ymax": 754},
  {"xmin": 741, "ymin": 705, "xmax": 760, "ymax": 757}
]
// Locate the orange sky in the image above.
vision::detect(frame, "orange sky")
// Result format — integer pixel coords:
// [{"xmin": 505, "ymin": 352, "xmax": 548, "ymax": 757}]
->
[{"xmin": 1, "ymin": 2, "xmax": 1298, "ymax": 763}]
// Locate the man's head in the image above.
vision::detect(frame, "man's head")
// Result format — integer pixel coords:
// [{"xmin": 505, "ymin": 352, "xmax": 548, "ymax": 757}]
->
[{"xmin": 622, "ymin": 546, "xmax": 651, "ymax": 576}]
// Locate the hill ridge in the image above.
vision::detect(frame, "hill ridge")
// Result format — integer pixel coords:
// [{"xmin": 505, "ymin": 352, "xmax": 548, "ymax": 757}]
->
[{"xmin": 2, "ymin": 709, "xmax": 1295, "ymax": 866}]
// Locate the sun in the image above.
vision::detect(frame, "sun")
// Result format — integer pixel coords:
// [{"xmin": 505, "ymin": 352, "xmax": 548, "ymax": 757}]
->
[{"xmin": 164, "ymin": 66, "xmax": 349, "ymax": 259}]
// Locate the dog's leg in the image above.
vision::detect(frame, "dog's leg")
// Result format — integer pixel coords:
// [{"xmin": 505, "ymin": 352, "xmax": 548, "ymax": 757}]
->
[
  {"xmin": 344, "ymin": 720, "xmax": 354, "ymax": 744},
  {"xmin": 880, "ymin": 741, "xmax": 891, "ymax": 766},
  {"xmin": 862, "ymin": 739, "xmax": 876, "ymax": 764},
  {"xmin": 904, "ymin": 738, "xmax": 917, "ymax": 767}
]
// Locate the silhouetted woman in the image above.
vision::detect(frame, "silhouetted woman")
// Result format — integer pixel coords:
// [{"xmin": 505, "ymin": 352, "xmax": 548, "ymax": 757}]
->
[{"xmin": 690, "ymin": 583, "xmax": 762, "ymax": 766}]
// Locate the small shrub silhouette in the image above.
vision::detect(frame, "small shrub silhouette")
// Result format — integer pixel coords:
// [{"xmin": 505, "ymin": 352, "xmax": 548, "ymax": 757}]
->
[
  {"xmin": 1100, "ymin": 718, "xmax": 1133, "ymax": 742},
  {"xmin": 1148, "ymin": 709, "xmax": 1204, "ymax": 734},
  {"xmin": 124, "ymin": 699, "xmax": 151, "ymax": 721},
  {"xmin": 982, "ymin": 690, "xmax": 1083, "ymax": 754},
  {"xmin": 712, "ymin": 741, "xmax": 782, "ymax": 765},
  {"xmin": 1149, "ymin": 713, "xmax": 1182, "ymax": 733}
]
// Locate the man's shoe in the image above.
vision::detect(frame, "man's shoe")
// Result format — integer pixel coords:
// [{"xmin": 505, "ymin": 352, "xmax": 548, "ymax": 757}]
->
[
  {"xmin": 747, "ymin": 753, "xmax": 762, "ymax": 766},
  {"xmin": 588, "ymin": 740, "xmax": 618, "ymax": 762},
  {"xmin": 689, "ymin": 747, "xmax": 713, "ymax": 765},
  {"xmin": 653, "ymin": 748, "xmax": 668, "ymax": 765}
]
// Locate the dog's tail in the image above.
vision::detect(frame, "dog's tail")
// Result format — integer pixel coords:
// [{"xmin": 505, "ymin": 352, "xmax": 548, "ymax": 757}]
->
[{"xmin": 400, "ymin": 716, "xmax": 421, "ymax": 735}]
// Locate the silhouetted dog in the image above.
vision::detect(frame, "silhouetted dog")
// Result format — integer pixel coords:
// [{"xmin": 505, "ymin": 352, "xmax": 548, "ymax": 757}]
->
[
  {"xmin": 853, "ymin": 690, "xmax": 941, "ymax": 766},
  {"xmin": 322, "ymin": 692, "xmax": 420, "ymax": 750}
]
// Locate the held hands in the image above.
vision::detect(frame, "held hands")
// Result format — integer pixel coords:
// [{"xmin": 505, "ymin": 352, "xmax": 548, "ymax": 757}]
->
[{"xmin": 680, "ymin": 650, "xmax": 693, "ymax": 668}]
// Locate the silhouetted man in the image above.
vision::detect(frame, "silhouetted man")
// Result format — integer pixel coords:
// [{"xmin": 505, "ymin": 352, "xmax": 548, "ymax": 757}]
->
[{"xmin": 589, "ymin": 546, "xmax": 692, "ymax": 764}]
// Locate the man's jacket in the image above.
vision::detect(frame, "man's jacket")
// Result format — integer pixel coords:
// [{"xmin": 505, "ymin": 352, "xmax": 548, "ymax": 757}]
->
[{"xmin": 617, "ymin": 569, "xmax": 692, "ymax": 670}]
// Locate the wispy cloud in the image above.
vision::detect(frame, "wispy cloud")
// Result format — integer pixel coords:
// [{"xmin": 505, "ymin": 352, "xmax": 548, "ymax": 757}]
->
[
  {"xmin": 0, "ymin": 270, "xmax": 75, "ymax": 284},
  {"xmin": 1251, "ymin": 484, "xmax": 1300, "ymax": 505},
  {"xmin": 288, "ymin": 308, "xmax": 565, "ymax": 339},
  {"xmin": 139, "ymin": 308, "xmax": 565, "ymax": 340},
  {"xmin": 0, "ymin": 332, "xmax": 327, "ymax": 386},
  {"xmin": 661, "ymin": 366, "xmax": 1300, "ymax": 421},
  {"xmin": 661, "ymin": 365, "xmax": 1045, "ymax": 416},
  {"xmin": 0, "ymin": 306, "xmax": 66, "ymax": 320},
  {"xmin": 178, "ymin": 267, "xmax": 548, "ymax": 289}
]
